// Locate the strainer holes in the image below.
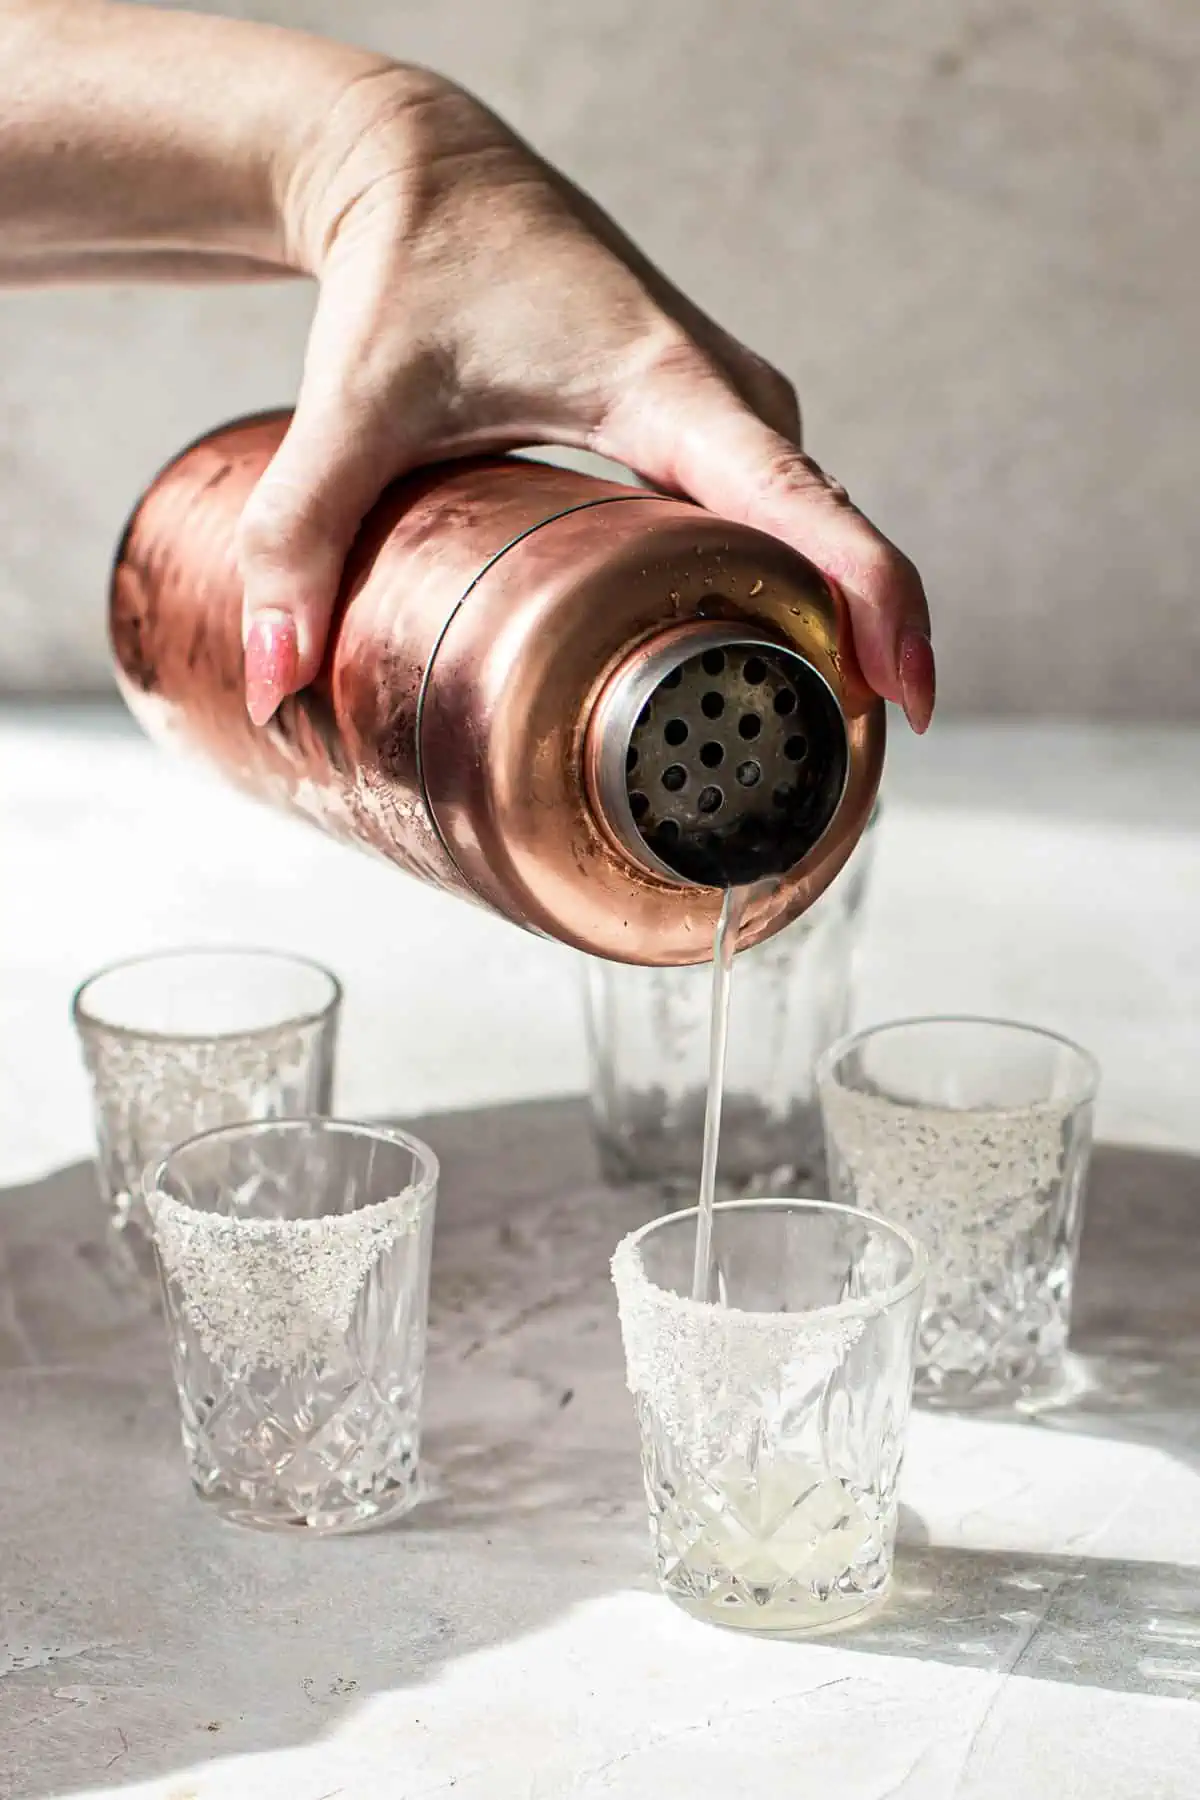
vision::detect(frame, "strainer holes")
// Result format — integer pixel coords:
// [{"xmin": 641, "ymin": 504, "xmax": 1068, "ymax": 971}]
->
[
  {"xmin": 772, "ymin": 784, "xmax": 794, "ymax": 809},
  {"xmin": 738, "ymin": 713, "xmax": 762, "ymax": 741},
  {"xmin": 662, "ymin": 764, "xmax": 688, "ymax": 793},
  {"xmin": 784, "ymin": 734, "xmax": 809, "ymax": 762},
  {"xmin": 701, "ymin": 691, "xmax": 725, "ymax": 720},
  {"xmin": 701, "ymin": 648, "xmax": 726, "ymax": 676},
  {"xmin": 663, "ymin": 717, "xmax": 689, "ymax": 747},
  {"xmin": 630, "ymin": 791, "xmax": 650, "ymax": 821},
  {"xmin": 626, "ymin": 747, "xmax": 639, "ymax": 774},
  {"xmin": 736, "ymin": 759, "xmax": 761, "ymax": 787},
  {"xmin": 656, "ymin": 818, "xmax": 681, "ymax": 846},
  {"xmin": 743, "ymin": 656, "xmax": 768, "ymax": 684},
  {"xmin": 699, "ymin": 741, "xmax": 725, "ymax": 769},
  {"xmin": 773, "ymin": 688, "xmax": 797, "ymax": 716},
  {"xmin": 697, "ymin": 785, "xmax": 723, "ymax": 815},
  {"xmin": 659, "ymin": 668, "xmax": 683, "ymax": 689}
]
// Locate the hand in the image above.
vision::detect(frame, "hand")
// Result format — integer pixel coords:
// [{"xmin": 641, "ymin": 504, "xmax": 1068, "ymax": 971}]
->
[{"xmin": 238, "ymin": 66, "xmax": 934, "ymax": 732}]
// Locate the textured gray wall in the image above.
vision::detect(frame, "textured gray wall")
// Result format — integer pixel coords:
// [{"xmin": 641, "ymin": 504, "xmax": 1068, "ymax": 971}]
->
[{"xmin": 1, "ymin": 0, "xmax": 1196, "ymax": 716}]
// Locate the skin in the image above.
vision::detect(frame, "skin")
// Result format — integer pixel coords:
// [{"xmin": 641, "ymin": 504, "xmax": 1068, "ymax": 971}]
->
[{"xmin": 0, "ymin": 2, "xmax": 935, "ymax": 732}]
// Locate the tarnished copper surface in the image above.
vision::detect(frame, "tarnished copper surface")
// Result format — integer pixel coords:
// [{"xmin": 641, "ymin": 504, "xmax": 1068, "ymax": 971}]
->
[
  {"xmin": 111, "ymin": 413, "xmax": 644, "ymax": 902},
  {"xmin": 111, "ymin": 412, "xmax": 885, "ymax": 966},
  {"xmin": 423, "ymin": 503, "xmax": 883, "ymax": 962}
]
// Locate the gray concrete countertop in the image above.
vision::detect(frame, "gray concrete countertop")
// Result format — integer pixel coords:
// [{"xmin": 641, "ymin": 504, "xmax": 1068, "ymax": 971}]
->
[{"xmin": 2, "ymin": 707, "xmax": 1199, "ymax": 1798}]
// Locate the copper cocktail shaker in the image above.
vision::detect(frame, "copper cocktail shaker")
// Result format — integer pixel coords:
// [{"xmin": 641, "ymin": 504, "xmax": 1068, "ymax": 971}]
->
[{"xmin": 110, "ymin": 412, "xmax": 884, "ymax": 966}]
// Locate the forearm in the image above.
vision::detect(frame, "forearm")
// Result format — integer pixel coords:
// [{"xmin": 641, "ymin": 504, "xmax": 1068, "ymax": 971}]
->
[{"xmin": 0, "ymin": 1, "xmax": 390, "ymax": 280}]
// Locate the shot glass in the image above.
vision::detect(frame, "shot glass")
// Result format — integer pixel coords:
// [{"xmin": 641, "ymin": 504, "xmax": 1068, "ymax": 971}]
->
[
  {"xmin": 582, "ymin": 806, "xmax": 879, "ymax": 1198},
  {"xmin": 146, "ymin": 1118, "xmax": 439, "ymax": 1534},
  {"xmin": 818, "ymin": 1017, "xmax": 1100, "ymax": 1407},
  {"xmin": 72, "ymin": 948, "xmax": 341, "ymax": 1279},
  {"xmin": 612, "ymin": 1198, "xmax": 925, "ymax": 1635}
]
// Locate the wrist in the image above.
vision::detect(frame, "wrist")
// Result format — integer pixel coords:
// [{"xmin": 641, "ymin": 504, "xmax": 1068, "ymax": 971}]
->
[
  {"xmin": 0, "ymin": 4, "xmax": 395, "ymax": 272},
  {"xmin": 271, "ymin": 62, "xmax": 455, "ymax": 276}
]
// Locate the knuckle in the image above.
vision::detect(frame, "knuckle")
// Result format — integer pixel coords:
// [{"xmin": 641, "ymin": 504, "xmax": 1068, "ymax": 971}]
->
[
  {"xmin": 860, "ymin": 539, "xmax": 926, "ymax": 607},
  {"xmin": 599, "ymin": 320, "xmax": 715, "ymax": 437},
  {"xmin": 754, "ymin": 442, "xmax": 826, "ymax": 501},
  {"xmin": 698, "ymin": 325, "xmax": 802, "ymax": 439},
  {"xmin": 794, "ymin": 450, "xmax": 849, "ymax": 503},
  {"xmin": 235, "ymin": 478, "xmax": 339, "ymax": 579},
  {"xmin": 744, "ymin": 357, "xmax": 801, "ymax": 436},
  {"xmin": 235, "ymin": 489, "xmax": 299, "ymax": 569},
  {"xmin": 631, "ymin": 319, "xmax": 712, "ymax": 386}
]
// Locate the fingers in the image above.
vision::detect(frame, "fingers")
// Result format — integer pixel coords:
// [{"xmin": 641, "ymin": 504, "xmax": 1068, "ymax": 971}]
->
[
  {"xmin": 237, "ymin": 278, "xmax": 429, "ymax": 722},
  {"xmin": 714, "ymin": 338, "xmax": 803, "ymax": 445},
  {"xmin": 601, "ymin": 361, "xmax": 935, "ymax": 732},
  {"xmin": 237, "ymin": 386, "xmax": 396, "ymax": 723}
]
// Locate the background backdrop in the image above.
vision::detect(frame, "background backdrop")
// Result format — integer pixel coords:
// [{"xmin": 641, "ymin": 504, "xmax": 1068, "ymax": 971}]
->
[{"xmin": 1, "ymin": 0, "xmax": 1196, "ymax": 715}]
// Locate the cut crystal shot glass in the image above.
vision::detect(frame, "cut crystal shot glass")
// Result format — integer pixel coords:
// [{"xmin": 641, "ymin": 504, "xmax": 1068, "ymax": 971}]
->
[
  {"xmin": 72, "ymin": 947, "xmax": 341, "ymax": 1282},
  {"xmin": 146, "ymin": 1117, "xmax": 438, "ymax": 1534},
  {"xmin": 612, "ymin": 1198, "xmax": 925, "ymax": 1635},
  {"xmin": 818, "ymin": 1017, "xmax": 1099, "ymax": 1407}
]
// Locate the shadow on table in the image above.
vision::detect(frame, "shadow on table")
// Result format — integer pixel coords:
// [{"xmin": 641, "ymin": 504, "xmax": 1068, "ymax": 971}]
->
[
  {"xmin": 855, "ymin": 1540, "xmax": 1200, "ymax": 1699},
  {"xmin": 0, "ymin": 1103, "xmax": 654, "ymax": 1800},
  {"xmin": 1, "ymin": 1110, "xmax": 1197, "ymax": 1798},
  {"xmin": 967, "ymin": 1141, "xmax": 1200, "ymax": 1478},
  {"xmin": 856, "ymin": 1138, "xmax": 1200, "ymax": 1702}
]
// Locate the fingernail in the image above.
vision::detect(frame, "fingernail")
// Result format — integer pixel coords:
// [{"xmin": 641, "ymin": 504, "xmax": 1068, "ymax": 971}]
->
[
  {"xmin": 897, "ymin": 626, "xmax": 936, "ymax": 734},
  {"xmin": 244, "ymin": 609, "xmax": 299, "ymax": 728}
]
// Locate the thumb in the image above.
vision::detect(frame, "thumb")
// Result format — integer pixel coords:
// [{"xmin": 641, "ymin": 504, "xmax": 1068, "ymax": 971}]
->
[
  {"xmin": 235, "ymin": 394, "xmax": 395, "ymax": 727},
  {"xmin": 604, "ymin": 370, "xmax": 935, "ymax": 731}
]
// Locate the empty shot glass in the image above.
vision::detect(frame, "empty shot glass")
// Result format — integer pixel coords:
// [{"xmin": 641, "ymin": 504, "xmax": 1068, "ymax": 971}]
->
[
  {"xmin": 818, "ymin": 1018, "xmax": 1100, "ymax": 1407},
  {"xmin": 612, "ymin": 1199, "xmax": 925, "ymax": 1634},
  {"xmin": 72, "ymin": 948, "xmax": 341, "ymax": 1280},
  {"xmin": 146, "ymin": 1118, "xmax": 439, "ymax": 1534}
]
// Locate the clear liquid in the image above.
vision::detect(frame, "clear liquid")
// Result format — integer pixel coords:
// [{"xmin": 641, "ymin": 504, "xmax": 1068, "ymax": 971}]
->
[
  {"xmin": 661, "ymin": 1455, "xmax": 887, "ymax": 1633},
  {"xmin": 690, "ymin": 884, "xmax": 755, "ymax": 1302}
]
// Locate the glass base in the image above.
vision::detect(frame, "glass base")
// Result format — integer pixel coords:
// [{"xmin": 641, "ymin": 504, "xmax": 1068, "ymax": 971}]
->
[
  {"xmin": 913, "ymin": 1279, "xmax": 1075, "ymax": 1411},
  {"xmin": 650, "ymin": 1455, "xmax": 895, "ymax": 1639},
  {"xmin": 668, "ymin": 1581, "xmax": 889, "ymax": 1639},
  {"xmin": 198, "ymin": 1469, "xmax": 424, "ymax": 1537},
  {"xmin": 915, "ymin": 1353, "xmax": 1087, "ymax": 1416}
]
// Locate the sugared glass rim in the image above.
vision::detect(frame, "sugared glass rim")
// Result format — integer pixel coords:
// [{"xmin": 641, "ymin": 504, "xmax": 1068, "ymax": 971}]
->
[
  {"xmin": 72, "ymin": 945, "xmax": 343, "ymax": 1045},
  {"xmin": 614, "ymin": 1196, "xmax": 928, "ymax": 1323},
  {"xmin": 144, "ymin": 1116, "xmax": 440, "ymax": 1220},
  {"xmin": 816, "ymin": 1014, "xmax": 1101, "ymax": 1111}
]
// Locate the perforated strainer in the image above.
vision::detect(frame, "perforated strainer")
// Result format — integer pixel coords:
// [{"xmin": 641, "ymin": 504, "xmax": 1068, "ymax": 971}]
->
[{"xmin": 589, "ymin": 624, "xmax": 850, "ymax": 888}]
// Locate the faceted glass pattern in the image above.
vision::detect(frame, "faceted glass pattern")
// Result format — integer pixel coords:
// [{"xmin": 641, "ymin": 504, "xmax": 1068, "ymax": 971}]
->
[
  {"xmin": 146, "ymin": 1119, "xmax": 438, "ymax": 1534},
  {"xmin": 612, "ymin": 1200, "xmax": 924, "ymax": 1634},
  {"xmin": 72, "ymin": 949, "xmax": 340, "ymax": 1282},
  {"xmin": 818, "ymin": 1018, "xmax": 1099, "ymax": 1406},
  {"xmin": 584, "ymin": 808, "xmax": 878, "ymax": 1200}
]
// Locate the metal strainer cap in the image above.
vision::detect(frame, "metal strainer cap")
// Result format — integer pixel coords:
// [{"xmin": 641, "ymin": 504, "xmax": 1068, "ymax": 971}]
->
[{"xmin": 588, "ymin": 623, "xmax": 850, "ymax": 888}]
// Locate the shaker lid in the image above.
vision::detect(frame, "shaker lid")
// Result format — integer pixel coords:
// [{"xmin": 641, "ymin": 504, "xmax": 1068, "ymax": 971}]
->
[{"xmin": 588, "ymin": 621, "xmax": 850, "ymax": 889}]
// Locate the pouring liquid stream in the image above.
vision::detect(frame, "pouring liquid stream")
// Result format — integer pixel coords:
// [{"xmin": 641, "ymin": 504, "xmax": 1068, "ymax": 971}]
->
[{"xmin": 690, "ymin": 882, "xmax": 758, "ymax": 1303}]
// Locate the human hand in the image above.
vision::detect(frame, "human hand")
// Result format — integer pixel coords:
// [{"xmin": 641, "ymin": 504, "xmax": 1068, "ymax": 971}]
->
[{"xmin": 239, "ymin": 65, "xmax": 934, "ymax": 733}]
